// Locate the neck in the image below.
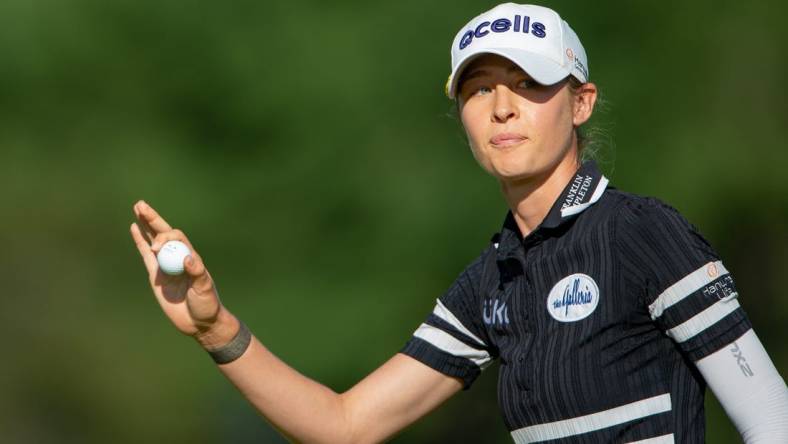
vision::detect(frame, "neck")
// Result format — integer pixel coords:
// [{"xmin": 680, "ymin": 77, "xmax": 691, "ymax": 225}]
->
[{"xmin": 500, "ymin": 151, "xmax": 580, "ymax": 237}]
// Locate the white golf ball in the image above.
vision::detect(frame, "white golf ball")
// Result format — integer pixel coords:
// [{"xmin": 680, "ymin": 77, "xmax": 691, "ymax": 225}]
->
[{"xmin": 156, "ymin": 240, "xmax": 191, "ymax": 276}]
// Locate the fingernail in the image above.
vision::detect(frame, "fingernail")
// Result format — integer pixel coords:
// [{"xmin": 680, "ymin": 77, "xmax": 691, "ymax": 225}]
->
[{"xmin": 185, "ymin": 256, "xmax": 193, "ymax": 266}]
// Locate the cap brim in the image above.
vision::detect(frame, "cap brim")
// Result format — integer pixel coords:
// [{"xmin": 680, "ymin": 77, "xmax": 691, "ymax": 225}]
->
[{"xmin": 446, "ymin": 49, "xmax": 569, "ymax": 99}]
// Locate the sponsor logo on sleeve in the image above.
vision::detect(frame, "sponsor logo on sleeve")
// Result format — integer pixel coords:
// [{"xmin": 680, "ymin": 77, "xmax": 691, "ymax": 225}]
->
[
  {"xmin": 547, "ymin": 273, "xmax": 600, "ymax": 322},
  {"xmin": 730, "ymin": 342, "xmax": 754, "ymax": 377},
  {"xmin": 702, "ymin": 274, "xmax": 737, "ymax": 301}
]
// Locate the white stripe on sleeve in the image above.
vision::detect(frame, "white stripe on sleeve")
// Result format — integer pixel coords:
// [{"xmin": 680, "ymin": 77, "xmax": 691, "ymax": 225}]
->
[
  {"xmin": 433, "ymin": 299, "xmax": 487, "ymax": 347},
  {"xmin": 666, "ymin": 298, "xmax": 740, "ymax": 343},
  {"xmin": 649, "ymin": 261, "xmax": 729, "ymax": 320},
  {"xmin": 413, "ymin": 323, "xmax": 492, "ymax": 369}
]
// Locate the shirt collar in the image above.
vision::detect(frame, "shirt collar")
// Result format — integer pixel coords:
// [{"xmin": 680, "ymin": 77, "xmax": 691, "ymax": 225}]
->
[
  {"xmin": 493, "ymin": 160, "xmax": 609, "ymax": 257},
  {"xmin": 541, "ymin": 160, "xmax": 609, "ymax": 229}
]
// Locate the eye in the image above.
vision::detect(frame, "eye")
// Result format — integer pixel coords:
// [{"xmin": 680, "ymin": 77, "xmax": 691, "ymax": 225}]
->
[
  {"xmin": 459, "ymin": 83, "xmax": 492, "ymax": 101},
  {"xmin": 516, "ymin": 78, "xmax": 537, "ymax": 89}
]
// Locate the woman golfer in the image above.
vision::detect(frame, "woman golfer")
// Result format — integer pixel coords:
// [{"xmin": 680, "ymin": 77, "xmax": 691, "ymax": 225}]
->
[{"xmin": 130, "ymin": 3, "xmax": 788, "ymax": 443}]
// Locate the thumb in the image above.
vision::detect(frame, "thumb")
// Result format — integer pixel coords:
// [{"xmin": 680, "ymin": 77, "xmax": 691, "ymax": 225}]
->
[
  {"xmin": 184, "ymin": 255, "xmax": 221, "ymax": 323},
  {"xmin": 184, "ymin": 254, "xmax": 211, "ymax": 291}
]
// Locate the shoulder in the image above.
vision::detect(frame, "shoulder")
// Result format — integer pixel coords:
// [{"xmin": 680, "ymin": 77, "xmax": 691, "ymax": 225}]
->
[
  {"xmin": 603, "ymin": 188, "xmax": 720, "ymax": 280},
  {"xmin": 601, "ymin": 187, "xmax": 682, "ymax": 220},
  {"xmin": 602, "ymin": 188, "xmax": 708, "ymax": 245},
  {"xmin": 570, "ymin": 187, "xmax": 691, "ymax": 234},
  {"xmin": 457, "ymin": 240, "xmax": 499, "ymax": 289}
]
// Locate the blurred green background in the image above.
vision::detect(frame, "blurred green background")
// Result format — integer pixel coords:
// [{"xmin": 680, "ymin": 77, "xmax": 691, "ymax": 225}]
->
[{"xmin": 1, "ymin": 0, "xmax": 785, "ymax": 442}]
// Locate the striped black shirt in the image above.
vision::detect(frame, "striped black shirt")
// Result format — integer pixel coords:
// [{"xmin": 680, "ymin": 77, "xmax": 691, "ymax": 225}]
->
[{"xmin": 401, "ymin": 161, "xmax": 752, "ymax": 443}]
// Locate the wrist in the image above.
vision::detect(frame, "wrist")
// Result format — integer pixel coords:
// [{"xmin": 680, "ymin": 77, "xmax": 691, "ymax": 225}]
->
[{"xmin": 193, "ymin": 308, "xmax": 240, "ymax": 350}]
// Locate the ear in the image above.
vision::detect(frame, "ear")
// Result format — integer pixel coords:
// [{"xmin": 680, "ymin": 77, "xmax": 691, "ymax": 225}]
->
[{"xmin": 572, "ymin": 82, "xmax": 598, "ymax": 127}]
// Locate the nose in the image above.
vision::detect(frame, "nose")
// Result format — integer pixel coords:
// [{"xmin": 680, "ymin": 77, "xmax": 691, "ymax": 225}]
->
[{"xmin": 492, "ymin": 85, "xmax": 518, "ymax": 123}]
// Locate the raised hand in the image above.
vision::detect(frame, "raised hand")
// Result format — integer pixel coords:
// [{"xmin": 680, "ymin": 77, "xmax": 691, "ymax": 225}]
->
[{"xmin": 130, "ymin": 200, "xmax": 224, "ymax": 338}]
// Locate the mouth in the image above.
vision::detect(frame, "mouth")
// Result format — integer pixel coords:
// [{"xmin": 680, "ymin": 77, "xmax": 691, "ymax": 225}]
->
[{"xmin": 489, "ymin": 133, "xmax": 528, "ymax": 148}]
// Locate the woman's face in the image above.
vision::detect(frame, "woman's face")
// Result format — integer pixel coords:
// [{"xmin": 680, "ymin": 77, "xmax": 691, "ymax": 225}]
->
[{"xmin": 458, "ymin": 54, "xmax": 595, "ymax": 183}]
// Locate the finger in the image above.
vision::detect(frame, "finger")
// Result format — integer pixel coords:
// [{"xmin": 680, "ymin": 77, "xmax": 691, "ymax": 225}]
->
[
  {"xmin": 130, "ymin": 222, "xmax": 159, "ymax": 274},
  {"xmin": 135, "ymin": 200, "xmax": 173, "ymax": 234},
  {"xmin": 133, "ymin": 201, "xmax": 157, "ymax": 243},
  {"xmin": 150, "ymin": 229, "xmax": 199, "ymax": 254},
  {"xmin": 134, "ymin": 214, "xmax": 155, "ymax": 245}
]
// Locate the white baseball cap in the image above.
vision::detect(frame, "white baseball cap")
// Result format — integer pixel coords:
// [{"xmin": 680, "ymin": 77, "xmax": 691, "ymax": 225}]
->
[{"xmin": 445, "ymin": 3, "xmax": 588, "ymax": 99}]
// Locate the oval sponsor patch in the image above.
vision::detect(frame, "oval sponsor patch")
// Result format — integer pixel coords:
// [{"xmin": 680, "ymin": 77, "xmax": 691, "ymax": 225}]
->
[{"xmin": 546, "ymin": 273, "xmax": 600, "ymax": 322}]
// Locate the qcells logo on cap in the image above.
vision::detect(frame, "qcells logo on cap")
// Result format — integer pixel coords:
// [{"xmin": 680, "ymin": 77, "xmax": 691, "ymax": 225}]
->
[
  {"xmin": 459, "ymin": 15, "xmax": 547, "ymax": 50},
  {"xmin": 547, "ymin": 273, "xmax": 600, "ymax": 322}
]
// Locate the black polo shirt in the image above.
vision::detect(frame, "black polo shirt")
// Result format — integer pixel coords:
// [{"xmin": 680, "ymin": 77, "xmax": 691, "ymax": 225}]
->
[{"xmin": 400, "ymin": 161, "xmax": 752, "ymax": 443}]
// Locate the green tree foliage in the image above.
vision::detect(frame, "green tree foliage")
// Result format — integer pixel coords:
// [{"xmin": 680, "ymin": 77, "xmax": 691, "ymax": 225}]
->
[{"xmin": 0, "ymin": 1, "xmax": 785, "ymax": 442}]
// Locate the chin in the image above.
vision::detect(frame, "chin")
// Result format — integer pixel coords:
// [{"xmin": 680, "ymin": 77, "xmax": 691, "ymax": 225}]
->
[
  {"xmin": 488, "ymin": 158, "xmax": 546, "ymax": 182},
  {"xmin": 490, "ymin": 167, "xmax": 540, "ymax": 183},
  {"xmin": 490, "ymin": 149, "xmax": 576, "ymax": 183}
]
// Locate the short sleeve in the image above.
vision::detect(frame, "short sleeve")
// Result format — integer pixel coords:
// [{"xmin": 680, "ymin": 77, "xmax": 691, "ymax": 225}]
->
[
  {"xmin": 400, "ymin": 250, "xmax": 498, "ymax": 389},
  {"xmin": 616, "ymin": 197, "xmax": 752, "ymax": 362}
]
